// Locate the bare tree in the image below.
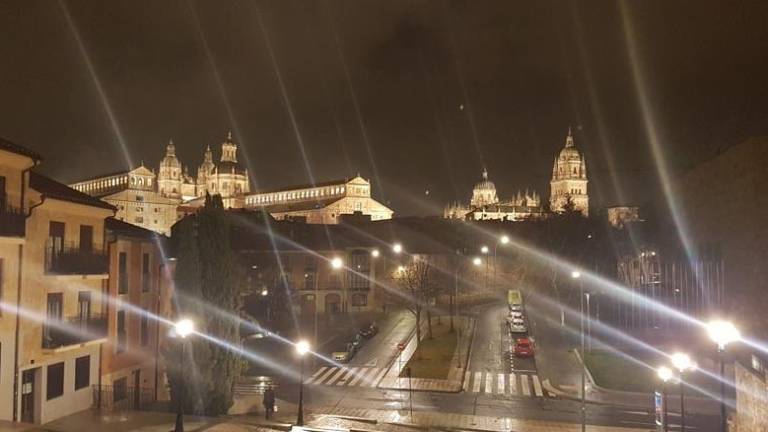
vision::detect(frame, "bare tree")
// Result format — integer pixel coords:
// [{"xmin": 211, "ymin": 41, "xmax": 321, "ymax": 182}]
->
[{"xmin": 391, "ymin": 255, "xmax": 439, "ymax": 347}]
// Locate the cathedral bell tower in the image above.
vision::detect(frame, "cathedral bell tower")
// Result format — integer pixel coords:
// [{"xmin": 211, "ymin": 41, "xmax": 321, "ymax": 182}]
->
[
  {"xmin": 158, "ymin": 139, "xmax": 182, "ymax": 198},
  {"xmin": 549, "ymin": 127, "xmax": 589, "ymax": 216}
]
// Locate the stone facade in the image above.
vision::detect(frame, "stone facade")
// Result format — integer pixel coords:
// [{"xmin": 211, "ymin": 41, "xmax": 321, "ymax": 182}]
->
[
  {"xmin": 735, "ymin": 360, "xmax": 768, "ymax": 432},
  {"xmin": 550, "ymin": 127, "xmax": 589, "ymax": 216}
]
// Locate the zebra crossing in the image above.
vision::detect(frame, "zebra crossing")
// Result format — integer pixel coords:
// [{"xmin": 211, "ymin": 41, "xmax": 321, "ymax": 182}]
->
[
  {"xmin": 305, "ymin": 366, "xmax": 387, "ymax": 387},
  {"xmin": 462, "ymin": 371, "xmax": 546, "ymax": 398}
]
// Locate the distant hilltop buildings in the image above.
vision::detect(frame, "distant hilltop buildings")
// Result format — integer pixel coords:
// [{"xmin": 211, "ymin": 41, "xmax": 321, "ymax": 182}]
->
[
  {"xmin": 445, "ymin": 127, "xmax": 589, "ymax": 220},
  {"xmin": 70, "ymin": 131, "xmax": 392, "ymax": 235}
]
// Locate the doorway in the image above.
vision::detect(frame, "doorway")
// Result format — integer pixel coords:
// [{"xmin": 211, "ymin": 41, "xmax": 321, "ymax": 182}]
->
[
  {"xmin": 132, "ymin": 369, "xmax": 141, "ymax": 409},
  {"xmin": 21, "ymin": 369, "xmax": 36, "ymax": 423}
]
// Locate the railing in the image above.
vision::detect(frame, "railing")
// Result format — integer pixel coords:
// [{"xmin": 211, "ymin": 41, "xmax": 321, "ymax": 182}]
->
[
  {"xmin": 42, "ymin": 314, "xmax": 107, "ymax": 349},
  {"xmin": 92, "ymin": 384, "xmax": 155, "ymax": 412},
  {"xmin": 45, "ymin": 241, "xmax": 108, "ymax": 275},
  {"xmin": 0, "ymin": 204, "xmax": 25, "ymax": 237}
]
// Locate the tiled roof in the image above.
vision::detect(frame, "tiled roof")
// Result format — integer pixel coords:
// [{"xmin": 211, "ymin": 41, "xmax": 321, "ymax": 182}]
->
[
  {"xmin": 30, "ymin": 172, "xmax": 116, "ymax": 211},
  {"xmin": 106, "ymin": 217, "xmax": 166, "ymax": 240},
  {"xmin": 0, "ymin": 137, "xmax": 43, "ymax": 161}
]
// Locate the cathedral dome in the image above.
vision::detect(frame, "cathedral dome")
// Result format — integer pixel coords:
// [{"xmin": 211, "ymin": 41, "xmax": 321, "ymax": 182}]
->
[
  {"xmin": 470, "ymin": 169, "xmax": 499, "ymax": 207},
  {"xmin": 557, "ymin": 128, "xmax": 583, "ymax": 161},
  {"xmin": 160, "ymin": 140, "xmax": 181, "ymax": 168}
]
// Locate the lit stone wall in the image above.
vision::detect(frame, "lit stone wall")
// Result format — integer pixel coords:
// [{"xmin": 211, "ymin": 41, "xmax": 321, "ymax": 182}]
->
[{"xmin": 735, "ymin": 362, "xmax": 768, "ymax": 432}]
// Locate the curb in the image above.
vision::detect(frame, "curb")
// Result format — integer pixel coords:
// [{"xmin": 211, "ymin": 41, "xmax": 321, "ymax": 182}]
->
[{"xmin": 322, "ymin": 414, "xmax": 378, "ymax": 425}]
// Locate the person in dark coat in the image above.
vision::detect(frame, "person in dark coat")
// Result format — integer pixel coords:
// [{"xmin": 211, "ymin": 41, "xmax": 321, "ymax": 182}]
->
[{"xmin": 263, "ymin": 386, "xmax": 276, "ymax": 419}]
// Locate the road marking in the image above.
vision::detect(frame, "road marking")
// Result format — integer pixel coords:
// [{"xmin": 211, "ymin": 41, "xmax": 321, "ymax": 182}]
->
[
  {"xmin": 369, "ymin": 367, "xmax": 387, "ymax": 387},
  {"xmin": 521, "ymin": 375, "xmax": 531, "ymax": 396},
  {"xmin": 305, "ymin": 366, "xmax": 328, "ymax": 384},
  {"xmin": 463, "ymin": 371, "xmax": 470, "ymax": 391},
  {"xmin": 532, "ymin": 375, "xmax": 543, "ymax": 397},
  {"xmin": 349, "ymin": 367, "xmax": 371, "ymax": 386},
  {"xmin": 497, "ymin": 373, "xmax": 505, "ymax": 394},
  {"xmin": 326, "ymin": 368, "xmax": 347, "ymax": 385},
  {"xmin": 337, "ymin": 367, "xmax": 359, "ymax": 386},
  {"xmin": 472, "ymin": 372, "xmax": 482, "ymax": 393},
  {"xmin": 365, "ymin": 359, "xmax": 378, "ymax": 367},
  {"xmin": 485, "ymin": 373, "xmax": 493, "ymax": 393},
  {"xmin": 509, "ymin": 373, "xmax": 517, "ymax": 395},
  {"xmin": 315, "ymin": 367, "xmax": 337, "ymax": 385}
]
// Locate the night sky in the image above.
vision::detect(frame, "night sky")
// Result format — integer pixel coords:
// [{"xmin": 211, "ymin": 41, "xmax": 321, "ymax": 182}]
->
[{"xmin": 1, "ymin": 1, "xmax": 767, "ymax": 216}]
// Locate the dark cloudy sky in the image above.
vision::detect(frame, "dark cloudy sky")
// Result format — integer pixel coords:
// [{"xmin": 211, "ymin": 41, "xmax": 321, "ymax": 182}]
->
[{"xmin": 1, "ymin": 0, "xmax": 767, "ymax": 215}]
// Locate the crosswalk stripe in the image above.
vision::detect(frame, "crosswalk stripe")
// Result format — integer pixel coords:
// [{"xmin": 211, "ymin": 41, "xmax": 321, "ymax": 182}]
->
[
  {"xmin": 532, "ymin": 375, "xmax": 543, "ymax": 397},
  {"xmin": 305, "ymin": 367, "xmax": 328, "ymax": 384},
  {"xmin": 485, "ymin": 373, "xmax": 493, "ymax": 393},
  {"xmin": 349, "ymin": 367, "xmax": 371, "ymax": 386},
  {"xmin": 369, "ymin": 367, "xmax": 387, "ymax": 387},
  {"xmin": 497, "ymin": 373, "xmax": 505, "ymax": 394},
  {"xmin": 521, "ymin": 375, "xmax": 531, "ymax": 396},
  {"xmin": 336, "ymin": 367, "xmax": 358, "ymax": 386},
  {"xmin": 509, "ymin": 373, "xmax": 517, "ymax": 395},
  {"xmin": 463, "ymin": 371, "xmax": 470, "ymax": 391},
  {"xmin": 315, "ymin": 367, "xmax": 337, "ymax": 385},
  {"xmin": 326, "ymin": 368, "xmax": 347, "ymax": 385},
  {"xmin": 472, "ymin": 372, "xmax": 482, "ymax": 393}
]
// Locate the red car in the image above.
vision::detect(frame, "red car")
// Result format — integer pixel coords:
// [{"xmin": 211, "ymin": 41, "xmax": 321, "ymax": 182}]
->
[{"xmin": 513, "ymin": 338, "xmax": 535, "ymax": 357}]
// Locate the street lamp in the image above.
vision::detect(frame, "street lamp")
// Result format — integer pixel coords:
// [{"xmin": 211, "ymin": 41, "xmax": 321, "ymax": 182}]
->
[
  {"xmin": 658, "ymin": 366, "xmax": 674, "ymax": 432},
  {"xmin": 331, "ymin": 257, "xmax": 343, "ymax": 269},
  {"xmin": 371, "ymin": 249, "xmax": 380, "ymax": 258},
  {"xmin": 480, "ymin": 245, "xmax": 489, "ymax": 254},
  {"xmin": 571, "ymin": 270, "xmax": 585, "ymax": 432},
  {"xmin": 480, "ymin": 246, "xmax": 489, "ymax": 288},
  {"xmin": 707, "ymin": 320, "xmax": 740, "ymax": 432},
  {"xmin": 296, "ymin": 340, "xmax": 310, "ymax": 426},
  {"xmin": 492, "ymin": 235, "xmax": 510, "ymax": 289},
  {"xmin": 174, "ymin": 318, "xmax": 195, "ymax": 432},
  {"xmin": 261, "ymin": 289, "xmax": 268, "ymax": 297},
  {"xmin": 392, "ymin": 243, "xmax": 403, "ymax": 254},
  {"xmin": 671, "ymin": 352, "xmax": 695, "ymax": 432},
  {"xmin": 472, "ymin": 257, "xmax": 482, "ymax": 266}
]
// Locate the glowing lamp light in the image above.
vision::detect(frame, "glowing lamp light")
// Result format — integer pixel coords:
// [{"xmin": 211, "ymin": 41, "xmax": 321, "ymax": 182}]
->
[
  {"xmin": 261, "ymin": 289, "xmax": 268, "ymax": 297},
  {"xmin": 331, "ymin": 257, "xmax": 343, "ymax": 269},
  {"xmin": 481, "ymin": 245, "xmax": 489, "ymax": 254},
  {"xmin": 500, "ymin": 235, "xmax": 510, "ymax": 245},
  {"xmin": 707, "ymin": 320, "xmax": 740, "ymax": 350},
  {"xmin": 392, "ymin": 243, "xmax": 403, "ymax": 254},
  {"xmin": 472, "ymin": 257, "xmax": 482, "ymax": 266},
  {"xmin": 657, "ymin": 366, "xmax": 673, "ymax": 382},
  {"xmin": 397, "ymin": 265, "xmax": 406, "ymax": 273},
  {"xmin": 571, "ymin": 270, "xmax": 581, "ymax": 279},
  {"xmin": 371, "ymin": 249, "xmax": 380, "ymax": 258},
  {"xmin": 175, "ymin": 319, "xmax": 194, "ymax": 338},
  {"xmin": 296, "ymin": 340, "xmax": 310, "ymax": 356},
  {"xmin": 671, "ymin": 352, "xmax": 694, "ymax": 372}
]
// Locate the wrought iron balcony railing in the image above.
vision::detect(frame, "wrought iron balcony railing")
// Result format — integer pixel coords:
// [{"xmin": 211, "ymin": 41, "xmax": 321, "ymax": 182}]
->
[
  {"xmin": 42, "ymin": 314, "xmax": 108, "ymax": 350},
  {"xmin": 0, "ymin": 204, "xmax": 25, "ymax": 237},
  {"xmin": 45, "ymin": 241, "xmax": 108, "ymax": 275}
]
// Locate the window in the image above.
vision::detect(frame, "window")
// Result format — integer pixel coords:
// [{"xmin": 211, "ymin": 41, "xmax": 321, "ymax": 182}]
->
[
  {"xmin": 351, "ymin": 293, "xmax": 367, "ymax": 307},
  {"xmin": 136, "ymin": 207, "xmax": 143, "ymax": 212},
  {"xmin": 349, "ymin": 251, "xmax": 370, "ymax": 290},
  {"xmin": 140, "ymin": 312, "xmax": 149, "ymax": 347},
  {"xmin": 135, "ymin": 216, "xmax": 143, "ymax": 223},
  {"xmin": 75, "ymin": 356, "xmax": 90, "ymax": 390},
  {"xmin": 135, "ymin": 195, "xmax": 144, "ymax": 202},
  {"xmin": 45, "ymin": 293, "xmax": 63, "ymax": 344},
  {"xmin": 0, "ymin": 258, "xmax": 3, "ymax": 314},
  {"xmin": 116, "ymin": 310, "xmax": 127, "ymax": 353},
  {"xmin": 49, "ymin": 221, "xmax": 65, "ymax": 253},
  {"xmin": 77, "ymin": 291, "xmax": 91, "ymax": 324},
  {"xmin": 141, "ymin": 253, "xmax": 150, "ymax": 292},
  {"xmin": 46, "ymin": 362, "xmax": 64, "ymax": 400},
  {"xmin": 113, "ymin": 377, "xmax": 127, "ymax": 402},
  {"xmin": 79, "ymin": 225, "xmax": 93, "ymax": 253},
  {"xmin": 0, "ymin": 176, "xmax": 6, "ymax": 209},
  {"xmin": 118, "ymin": 252, "xmax": 128, "ymax": 294},
  {"xmin": 304, "ymin": 270, "xmax": 316, "ymax": 290}
]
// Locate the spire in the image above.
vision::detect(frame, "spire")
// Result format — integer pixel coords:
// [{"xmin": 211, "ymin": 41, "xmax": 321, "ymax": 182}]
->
[
  {"xmin": 227, "ymin": 130, "xmax": 233, "ymax": 142},
  {"xmin": 565, "ymin": 126, "xmax": 575, "ymax": 148},
  {"xmin": 482, "ymin": 168, "xmax": 488, "ymax": 181},
  {"xmin": 166, "ymin": 138, "xmax": 176, "ymax": 156},
  {"xmin": 203, "ymin": 144, "xmax": 213, "ymax": 163}
]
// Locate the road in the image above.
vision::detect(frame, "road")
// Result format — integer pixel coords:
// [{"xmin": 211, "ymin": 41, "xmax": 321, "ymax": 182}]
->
[{"xmin": 240, "ymin": 302, "xmax": 719, "ymax": 431}]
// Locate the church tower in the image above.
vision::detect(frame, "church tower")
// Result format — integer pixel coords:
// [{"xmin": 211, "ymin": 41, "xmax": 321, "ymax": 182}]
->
[
  {"xmin": 470, "ymin": 168, "xmax": 499, "ymax": 207},
  {"xmin": 550, "ymin": 127, "xmax": 588, "ymax": 216},
  {"xmin": 196, "ymin": 145, "xmax": 215, "ymax": 197},
  {"xmin": 158, "ymin": 139, "xmax": 182, "ymax": 198}
]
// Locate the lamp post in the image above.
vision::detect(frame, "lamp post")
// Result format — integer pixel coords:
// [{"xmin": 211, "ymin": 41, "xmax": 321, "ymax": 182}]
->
[
  {"xmin": 658, "ymin": 366, "xmax": 674, "ymax": 432},
  {"xmin": 480, "ymin": 246, "xmax": 489, "ymax": 289},
  {"xmin": 671, "ymin": 352, "xmax": 695, "ymax": 432},
  {"xmin": 174, "ymin": 319, "xmax": 195, "ymax": 432},
  {"xmin": 571, "ymin": 270, "xmax": 585, "ymax": 432},
  {"xmin": 392, "ymin": 243, "xmax": 403, "ymax": 254},
  {"xmin": 295, "ymin": 340, "xmax": 310, "ymax": 426},
  {"xmin": 707, "ymin": 320, "xmax": 740, "ymax": 432}
]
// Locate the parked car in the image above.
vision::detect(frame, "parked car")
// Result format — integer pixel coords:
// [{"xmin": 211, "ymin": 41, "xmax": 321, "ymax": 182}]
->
[
  {"xmin": 509, "ymin": 321, "xmax": 528, "ymax": 334},
  {"xmin": 359, "ymin": 323, "xmax": 379, "ymax": 338},
  {"xmin": 350, "ymin": 334, "xmax": 363, "ymax": 351},
  {"xmin": 509, "ymin": 304, "xmax": 523, "ymax": 312},
  {"xmin": 508, "ymin": 311, "xmax": 524, "ymax": 319},
  {"xmin": 513, "ymin": 337, "xmax": 535, "ymax": 357},
  {"xmin": 333, "ymin": 341, "xmax": 356, "ymax": 363}
]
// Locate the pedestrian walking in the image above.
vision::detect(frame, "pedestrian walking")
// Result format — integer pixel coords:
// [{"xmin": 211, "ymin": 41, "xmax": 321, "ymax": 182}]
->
[{"xmin": 263, "ymin": 386, "xmax": 275, "ymax": 419}]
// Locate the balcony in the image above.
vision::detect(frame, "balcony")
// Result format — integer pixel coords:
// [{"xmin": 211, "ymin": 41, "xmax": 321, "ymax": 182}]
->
[
  {"xmin": 46, "ymin": 242, "xmax": 109, "ymax": 275},
  {"xmin": 42, "ymin": 314, "xmax": 108, "ymax": 350},
  {"xmin": 0, "ymin": 204, "xmax": 25, "ymax": 238}
]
